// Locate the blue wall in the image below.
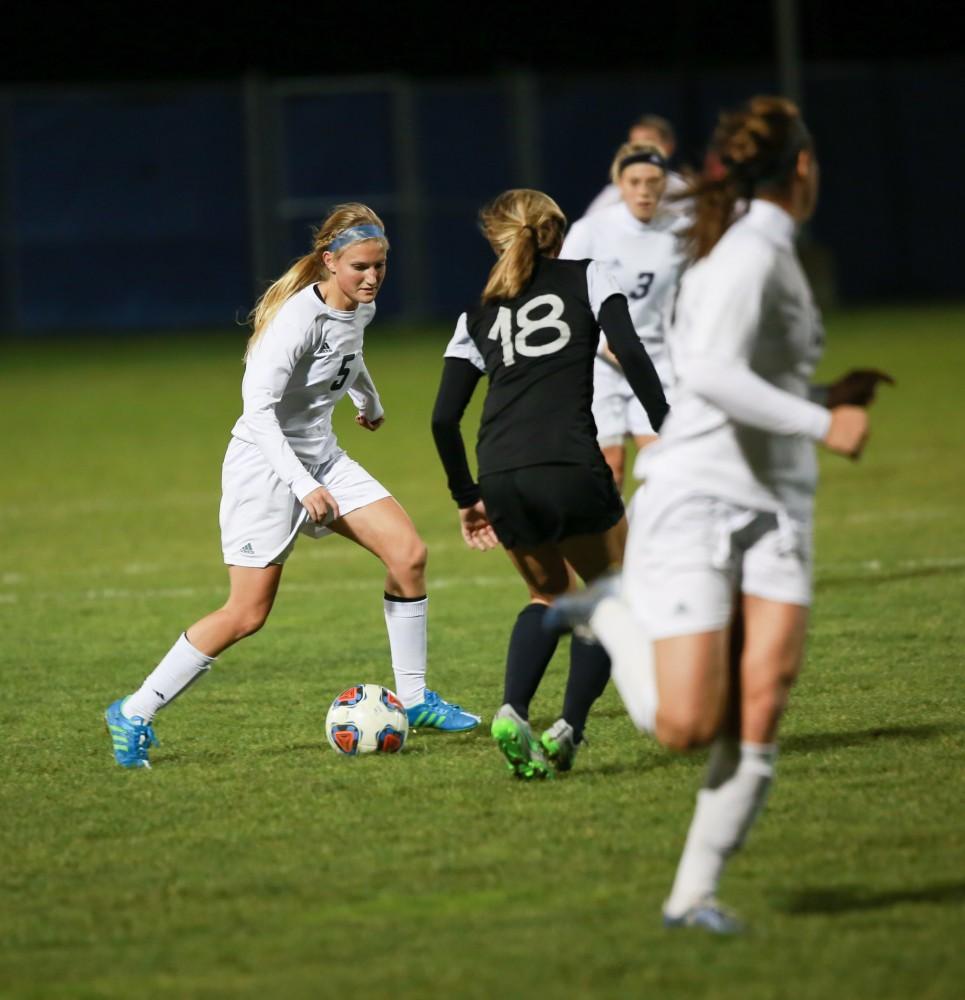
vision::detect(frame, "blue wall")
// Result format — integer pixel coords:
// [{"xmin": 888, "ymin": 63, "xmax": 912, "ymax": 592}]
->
[
  {"xmin": 7, "ymin": 88, "xmax": 250, "ymax": 331},
  {"xmin": 2, "ymin": 61, "xmax": 961, "ymax": 333}
]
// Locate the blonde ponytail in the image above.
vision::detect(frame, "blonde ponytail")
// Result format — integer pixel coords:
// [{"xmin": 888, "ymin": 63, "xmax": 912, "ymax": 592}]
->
[
  {"xmin": 479, "ymin": 189, "xmax": 566, "ymax": 304},
  {"xmin": 245, "ymin": 202, "xmax": 388, "ymax": 356}
]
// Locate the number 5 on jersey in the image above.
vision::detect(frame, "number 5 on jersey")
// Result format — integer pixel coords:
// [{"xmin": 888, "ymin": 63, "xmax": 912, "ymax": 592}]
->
[
  {"xmin": 330, "ymin": 353, "xmax": 356, "ymax": 390},
  {"xmin": 488, "ymin": 294, "xmax": 571, "ymax": 366}
]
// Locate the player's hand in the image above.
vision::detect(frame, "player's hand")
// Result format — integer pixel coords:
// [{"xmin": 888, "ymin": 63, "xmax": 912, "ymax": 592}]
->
[
  {"xmin": 302, "ymin": 486, "xmax": 340, "ymax": 524},
  {"xmin": 459, "ymin": 501, "xmax": 499, "ymax": 551},
  {"xmin": 826, "ymin": 369, "xmax": 895, "ymax": 408},
  {"xmin": 822, "ymin": 405, "xmax": 869, "ymax": 460},
  {"xmin": 356, "ymin": 413, "xmax": 385, "ymax": 431}
]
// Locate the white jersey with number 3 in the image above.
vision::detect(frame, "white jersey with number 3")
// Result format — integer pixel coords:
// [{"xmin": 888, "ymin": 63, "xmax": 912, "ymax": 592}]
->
[{"xmin": 561, "ymin": 202, "xmax": 686, "ymax": 386}]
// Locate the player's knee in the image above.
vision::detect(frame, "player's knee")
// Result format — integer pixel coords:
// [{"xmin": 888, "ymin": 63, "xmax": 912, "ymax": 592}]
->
[
  {"xmin": 226, "ymin": 605, "xmax": 271, "ymax": 640},
  {"xmin": 403, "ymin": 537, "xmax": 428, "ymax": 576},
  {"xmin": 412, "ymin": 538, "xmax": 429, "ymax": 574},
  {"xmin": 387, "ymin": 536, "xmax": 428, "ymax": 584},
  {"xmin": 655, "ymin": 707, "xmax": 718, "ymax": 751}
]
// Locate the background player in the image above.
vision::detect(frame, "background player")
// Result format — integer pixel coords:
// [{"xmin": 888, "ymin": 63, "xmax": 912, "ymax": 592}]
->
[
  {"xmin": 561, "ymin": 142, "xmax": 687, "ymax": 489},
  {"xmin": 105, "ymin": 204, "xmax": 479, "ymax": 768},
  {"xmin": 584, "ymin": 113, "xmax": 690, "ymax": 218},
  {"xmin": 431, "ymin": 189, "xmax": 667, "ymax": 778},
  {"xmin": 552, "ymin": 97, "xmax": 880, "ymax": 930}
]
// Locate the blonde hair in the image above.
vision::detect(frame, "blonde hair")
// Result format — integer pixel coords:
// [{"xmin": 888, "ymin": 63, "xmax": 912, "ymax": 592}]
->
[
  {"xmin": 245, "ymin": 202, "xmax": 388, "ymax": 355},
  {"xmin": 479, "ymin": 189, "xmax": 567, "ymax": 304},
  {"xmin": 631, "ymin": 113, "xmax": 675, "ymax": 150},
  {"xmin": 683, "ymin": 96, "xmax": 811, "ymax": 259},
  {"xmin": 609, "ymin": 142, "xmax": 667, "ymax": 185}
]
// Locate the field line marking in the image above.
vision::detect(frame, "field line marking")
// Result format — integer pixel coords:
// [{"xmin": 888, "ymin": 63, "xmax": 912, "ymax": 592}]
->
[
  {"xmin": 816, "ymin": 507, "xmax": 956, "ymax": 527},
  {"xmin": 2, "ymin": 558, "xmax": 962, "ymax": 606},
  {"xmin": 0, "ymin": 575, "xmax": 514, "ymax": 605}
]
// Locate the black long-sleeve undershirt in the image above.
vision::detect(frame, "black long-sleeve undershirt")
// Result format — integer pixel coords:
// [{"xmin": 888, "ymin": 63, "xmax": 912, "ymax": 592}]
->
[
  {"xmin": 431, "ymin": 357, "xmax": 484, "ymax": 508},
  {"xmin": 598, "ymin": 294, "xmax": 670, "ymax": 432},
  {"xmin": 431, "ymin": 294, "xmax": 670, "ymax": 508}
]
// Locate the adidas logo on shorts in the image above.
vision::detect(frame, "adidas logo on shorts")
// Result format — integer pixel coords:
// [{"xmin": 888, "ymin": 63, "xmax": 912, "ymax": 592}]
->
[{"xmin": 241, "ymin": 542, "xmax": 255, "ymax": 556}]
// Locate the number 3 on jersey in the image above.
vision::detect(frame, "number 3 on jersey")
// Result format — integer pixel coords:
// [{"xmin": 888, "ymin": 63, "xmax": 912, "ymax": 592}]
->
[
  {"xmin": 629, "ymin": 272, "xmax": 654, "ymax": 300},
  {"xmin": 487, "ymin": 294, "xmax": 571, "ymax": 366}
]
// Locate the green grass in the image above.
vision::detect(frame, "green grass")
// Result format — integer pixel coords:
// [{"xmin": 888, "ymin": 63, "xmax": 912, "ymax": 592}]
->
[{"xmin": 1, "ymin": 305, "xmax": 963, "ymax": 999}]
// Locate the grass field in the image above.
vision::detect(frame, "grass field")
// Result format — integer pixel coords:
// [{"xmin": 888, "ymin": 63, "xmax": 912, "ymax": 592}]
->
[{"xmin": 1, "ymin": 305, "xmax": 963, "ymax": 999}]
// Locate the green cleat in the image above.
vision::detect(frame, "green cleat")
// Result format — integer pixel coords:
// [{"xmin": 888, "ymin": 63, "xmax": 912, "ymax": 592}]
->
[
  {"xmin": 491, "ymin": 704, "xmax": 553, "ymax": 780},
  {"xmin": 541, "ymin": 718, "xmax": 578, "ymax": 773}
]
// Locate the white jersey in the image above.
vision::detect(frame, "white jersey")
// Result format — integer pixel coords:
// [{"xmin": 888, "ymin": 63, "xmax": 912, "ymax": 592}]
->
[
  {"xmin": 230, "ymin": 284, "xmax": 383, "ymax": 503},
  {"xmin": 561, "ymin": 201, "xmax": 686, "ymax": 387},
  {"xmin": 584, "ymin": 170, "xmax": 692, "ymax": 220},
  {"xmin": 636, "ymin": 199, "xmax": 832, "ymax": 516}
]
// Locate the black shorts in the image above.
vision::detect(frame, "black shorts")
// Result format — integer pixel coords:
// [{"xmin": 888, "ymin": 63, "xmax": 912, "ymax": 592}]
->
[{"xmin": 479, "ymin": 462, "xmax": 625, "ymax": 549}]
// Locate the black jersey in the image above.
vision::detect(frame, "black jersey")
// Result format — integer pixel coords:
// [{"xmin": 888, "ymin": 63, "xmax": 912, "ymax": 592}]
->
[
  {"xmin": 463, "ymin": 257, "xmax": 612, "ymax": 475},
  {"xmin": 432, "ymin": 256, "xmax": 668, "ymax": 507}
]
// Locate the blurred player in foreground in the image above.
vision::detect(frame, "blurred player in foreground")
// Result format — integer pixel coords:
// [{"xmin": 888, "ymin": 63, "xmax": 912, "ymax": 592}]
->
[
  {"xmin": 551, "ymin": 97, "xmax": 890, "ymax": 930},
  {"xmin": 431, "ymin": 189, "xmax": 667, "ymax": 778},
  {"xmin": 105, "ymin": 204, "xmax": 479, "ymax": 768},
  {"xmin": 562, "ymin": 142, "xmax": 688, "ymax": 489}
]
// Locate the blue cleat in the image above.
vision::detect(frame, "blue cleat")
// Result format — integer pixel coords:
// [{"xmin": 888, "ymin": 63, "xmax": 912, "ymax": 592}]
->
[
  {"xmin": 406, "ymin": 689, "xmax": 480, "ymax": 732},
  {"xmin": 105, "ymin": 698, "xmax": 158, "ymax": 769},
  {"xmin": 663, "ymin": 898, "xmax": 743, "ymax": 935}
]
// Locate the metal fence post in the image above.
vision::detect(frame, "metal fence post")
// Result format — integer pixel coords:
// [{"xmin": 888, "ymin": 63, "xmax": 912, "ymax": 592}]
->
[
  {"xmin": 392, "ymin": 77, "xmax": 427, "ymax": 323},
  {"xmin": 243, "ymin": 73, "xmax": 286, "ymax": 307},
  {"xmin": 0, "ymin": 96, "xmax": 19, "ymax": 334},
  {"xmin": 507, "ymin": 70, "xmax": 542, "ymax": 189}
]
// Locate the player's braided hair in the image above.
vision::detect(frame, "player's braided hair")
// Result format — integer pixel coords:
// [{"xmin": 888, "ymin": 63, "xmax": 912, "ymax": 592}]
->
[
  {"xmin": 246, "ymin": 203, "xmax": 389, "ymax": 357},
  {"xmin": 480, "ymin": 189, "xmax": 567, "ymax": 304},
  {"xmin": 681, "ymin": 96, "xmax": 812, "ymax": 259}
]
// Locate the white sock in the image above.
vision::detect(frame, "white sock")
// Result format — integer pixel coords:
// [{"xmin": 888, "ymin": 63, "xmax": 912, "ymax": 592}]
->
[
  {"xmin": 383, "ymin": 594, "xmax": 427, "ymax": 708},
  {"xmin": 589, "ymin": 596, "xmax": 658, "ymax": 733},
  {"xmin": 664, "ymin": 740, "xmax": 777, "ymax": 917},
  {"xmin": 123, "ymin": 633, "xmax": 215, "ymax": 723}
]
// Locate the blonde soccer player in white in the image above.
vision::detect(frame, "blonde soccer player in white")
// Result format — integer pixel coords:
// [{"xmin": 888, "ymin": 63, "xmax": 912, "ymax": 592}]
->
[
  {"xmin": 584, "ymin": 114, "xmax": 691, "ymax": 220},
  {"xmin": 551, "ymin": 97, "xmax": 887, "ymax": 931},
  {"xmin": 105, "ymin": 204, "xmax": 479, "ymax": 768},
  {"xmin": 561, "ymin": 142, "xmax": 687, "ymax": 489}
]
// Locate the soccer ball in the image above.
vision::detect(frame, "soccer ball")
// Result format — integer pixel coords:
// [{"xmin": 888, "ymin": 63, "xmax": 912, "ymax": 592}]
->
[{"xmin": 325, "ymin": 683, "xmax": 409, "ymax": 756}]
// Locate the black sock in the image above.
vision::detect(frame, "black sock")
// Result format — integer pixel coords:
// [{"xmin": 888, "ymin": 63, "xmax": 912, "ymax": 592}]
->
[
  {"xmin": 561, "ymin": 634, "xmax": 611, "ymax": 742},
  {"xmin": 503, "ymin": 603, "xmax": 559, "ymax": 719}
]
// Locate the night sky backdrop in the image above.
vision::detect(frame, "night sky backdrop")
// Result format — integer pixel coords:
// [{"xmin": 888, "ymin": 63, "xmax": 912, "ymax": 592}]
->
[{"xmin": 5, "ymin": 0, "xmax": 959, "ymax": 83}]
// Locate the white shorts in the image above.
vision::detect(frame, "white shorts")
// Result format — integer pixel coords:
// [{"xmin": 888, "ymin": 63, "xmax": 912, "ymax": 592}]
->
[
  {"xmin": 592, "ymin": 361, "xmax": 657, "ymax": 446},
  {"xmin": 219, "ymin": 438, "xmax": 391, "ymax": 567},
  {"xmin": 622, "ymin": 486, "xmax": 813, "ymax": 639}
]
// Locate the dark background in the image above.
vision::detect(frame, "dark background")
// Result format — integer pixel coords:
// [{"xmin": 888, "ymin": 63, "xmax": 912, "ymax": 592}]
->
[
  {"xmin": 5, "ymin": 1, "xmax": 959, "ymax": 82},
  {"xmin": 1, "ymin": 1, "xmax": 961, "ymax": 333}
]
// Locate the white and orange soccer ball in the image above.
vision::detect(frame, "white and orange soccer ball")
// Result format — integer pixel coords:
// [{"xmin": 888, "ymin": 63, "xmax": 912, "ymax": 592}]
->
[{"xmin": 325, "ymin": 683, "xmax": 409, "ymax": 755}]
